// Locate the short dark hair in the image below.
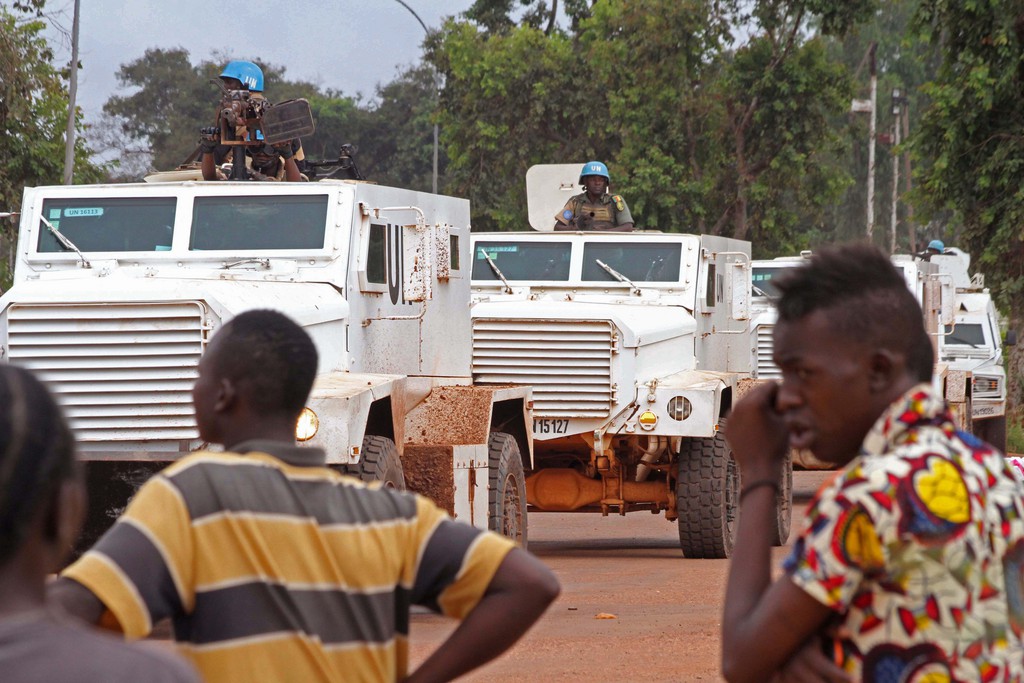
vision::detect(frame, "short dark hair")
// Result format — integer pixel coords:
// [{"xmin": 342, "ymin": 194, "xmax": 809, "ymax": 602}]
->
[
  {"xmin": 774, "ymin": 243, "xmax": 934, "ymax": 382},
  {"xmin": 0, "ymin": 364, "xmax": 76, "ymax": 565},
  {"xmin": 211, "ymin": 310, "xmax": 318, "ymax": 417}
]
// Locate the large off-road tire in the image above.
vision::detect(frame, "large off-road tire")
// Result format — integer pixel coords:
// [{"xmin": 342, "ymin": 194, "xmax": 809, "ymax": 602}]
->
[
  {"xmin": 973, "ymin": 415, "xmax": 1008, "ymax": 454},
  {"xmin": 488, "ymin": 432, "xmax": 528, "ymax": 548},
  {"xmin": 345, "ymin": 435, "xmax": 406, "ymax": 490},
  {"xmin": 676, "ymin": 418, "xmax": 739, "ymax": 558},
  {"xmin": 770, "ymin": 452, "xmax": 794, "ymax": 547}
]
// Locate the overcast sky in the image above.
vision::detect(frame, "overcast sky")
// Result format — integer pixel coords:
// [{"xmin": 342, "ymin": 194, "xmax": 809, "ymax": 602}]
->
[{"xmin": 42, "ymin": 0, "xmax": 475, "ymax": 125}]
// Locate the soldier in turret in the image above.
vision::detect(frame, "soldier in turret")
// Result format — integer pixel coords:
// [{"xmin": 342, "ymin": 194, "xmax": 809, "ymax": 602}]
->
[
  {"xmin": 199, "ymin": 60, "xmax": 304, "ymax": 182},
  {"xmin": 553, "ymin": 161, "xmax": 634, "ymax": 232}
]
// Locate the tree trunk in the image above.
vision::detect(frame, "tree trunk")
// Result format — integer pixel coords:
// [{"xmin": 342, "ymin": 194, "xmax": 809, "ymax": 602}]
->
[{"xmin": 1008, "ymin": 311, "xmax": 1024, "ymax": 454}]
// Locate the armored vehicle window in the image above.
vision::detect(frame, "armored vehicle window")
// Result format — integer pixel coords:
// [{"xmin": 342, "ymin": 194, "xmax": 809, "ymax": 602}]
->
[
  {"xmin": 581, "ymin": 242, "xmax": 682, "ymax": 283},
  {"xmin": 472, "ymin": 241, "xmax": 571, "ymax": 281},
  {"xmin": 751, "ymin": 267, "xmax": 787, "ymax": 298},
  {"xmin": 189, "ymin": 195, "xmax": 328, "ymax": 251},
  {"xmin": 37, "ymin": 197, "xmax": 176, "ymax": 253},
  {"xmin": 944, "ymin": 323, "xmax": 986, "ymax": 347},
  {"xmin": 367, "ymin": 223, "xmax": 386, "ymax": 284}
]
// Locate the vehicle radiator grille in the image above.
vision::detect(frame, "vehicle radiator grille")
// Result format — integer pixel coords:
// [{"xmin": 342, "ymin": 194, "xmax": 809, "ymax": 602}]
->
[
  {"xmin": 5, "ymin": 302, "xmax": 207, "ymax": 450},
  {"xmin": 473, "ymin": 319, "xmax": 615, "ymax": 418},
  {"xmin": 755, "ymin": 325, "xmax": 780, "ymax": 379},
  {"xmin": 973, "ymin": 375, "xmax": 1001, "ymax": 398}
]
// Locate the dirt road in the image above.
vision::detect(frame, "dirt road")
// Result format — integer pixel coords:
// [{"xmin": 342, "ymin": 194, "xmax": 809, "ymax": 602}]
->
[{"xmin": 408, "ymin": 471, "xmax": 834, "ymax": 682}]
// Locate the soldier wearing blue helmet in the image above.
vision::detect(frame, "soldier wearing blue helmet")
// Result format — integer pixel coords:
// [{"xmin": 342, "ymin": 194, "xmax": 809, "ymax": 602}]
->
[
  {"xmin": 219, "ymin": 60, "xmax": 264, "ymax": 93},
  {"xmin": 554, "ymin": 161, "xmax": 634, "ymax": 231},
  {"xmin": 199, "ymin": 60, "xmax": 305, "ymax": 182},
  {"xmin": 915, "ymin": 238, "xmax": 946, "ymax": 261}
]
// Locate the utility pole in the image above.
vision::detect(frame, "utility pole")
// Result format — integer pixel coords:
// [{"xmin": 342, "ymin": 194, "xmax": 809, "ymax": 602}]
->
[
  {"xmin": 850, "ymin": 43, "xmax": 878, "ymax": 241},
  {"xmin": 890, "ymin": 88, "xmax": 902, "ymax": 254},
  {"xmin": 866, "ymin": 44, "xmax": 878, "ymax": 240},
  {"xmin": 392, "ymin": 0, "xmax": 439, "ymax": 194},
  {"xmin": 62, "ymin": 0, "xmax": 81, "ymax": 185}
]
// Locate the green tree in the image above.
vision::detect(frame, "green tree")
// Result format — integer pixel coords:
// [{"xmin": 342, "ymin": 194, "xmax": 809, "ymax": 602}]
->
[
  {"xmin": 909, "ymin": 0, "xmax": 1024, "ymax": 414},
  {"xmin": 432, "ymin": 21, "xmax": 592, "ymax": 230},
  {"xmin": 0, "ymin": 4, "xmax": 104, "ymax": 289},
  {"xmin": 433, "ymin": 0, "xmax": 872, "ymax": 249},
  {"xmin": 99, "ymin": 48, "xmax": 444, "ymax": 190}
]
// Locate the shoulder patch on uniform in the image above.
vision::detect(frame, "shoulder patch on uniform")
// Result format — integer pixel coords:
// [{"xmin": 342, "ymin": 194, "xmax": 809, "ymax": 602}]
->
[{"xmin": 613, "ymin": 195, "xmax": 625, "ymax": 211}]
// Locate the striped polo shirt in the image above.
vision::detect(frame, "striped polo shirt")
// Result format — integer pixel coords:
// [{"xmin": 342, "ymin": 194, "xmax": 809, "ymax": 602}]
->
[{"xmin": 63, "ymin": 440, "xmax": 515, "ymax": 682}]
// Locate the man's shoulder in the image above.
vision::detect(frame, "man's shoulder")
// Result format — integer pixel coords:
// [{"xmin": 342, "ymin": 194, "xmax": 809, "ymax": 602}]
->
[{"xmin": 0, "ymin": 616, "xmax": 199, "ymax": 683}]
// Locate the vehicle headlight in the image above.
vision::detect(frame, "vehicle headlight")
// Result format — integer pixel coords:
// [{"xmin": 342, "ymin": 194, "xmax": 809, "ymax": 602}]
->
[
  {"xmin": 667, "ymin": 396, "xmax": 691, "ymax": 421},
  {"xmin": 295, "ymin": 407, "xmax": 319, "ymax": 442}
]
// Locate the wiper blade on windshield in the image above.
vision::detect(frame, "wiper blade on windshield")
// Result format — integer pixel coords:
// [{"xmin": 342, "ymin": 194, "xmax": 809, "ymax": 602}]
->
[
  {"xmin": 596, "ymin": 259, "xmax": 641, "ymax": 295},
  {"xmin": 479, "ymin": 248, "xmax": 513, "ymax": 294},
  {"xmin": 40, "ymin": 216, "xmax": 91, "ymax": 268}
]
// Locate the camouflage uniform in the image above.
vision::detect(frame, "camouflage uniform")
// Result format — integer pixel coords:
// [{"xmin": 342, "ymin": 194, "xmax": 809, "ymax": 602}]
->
[{"xmin": 554, "ymin": 192, "xmax": 634, "ymax": 231}]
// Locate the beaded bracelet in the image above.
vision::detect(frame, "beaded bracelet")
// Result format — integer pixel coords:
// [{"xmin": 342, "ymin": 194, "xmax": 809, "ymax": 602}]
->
[{"xmin": 739, "ymin": 479, "xmax": 780, "ymax": 503}]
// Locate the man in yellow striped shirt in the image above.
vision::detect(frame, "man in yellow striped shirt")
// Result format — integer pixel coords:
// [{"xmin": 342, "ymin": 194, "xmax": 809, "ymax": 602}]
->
[{"xmin": 51, "ymin": 309, "xmax": 559, "ymax": 682}]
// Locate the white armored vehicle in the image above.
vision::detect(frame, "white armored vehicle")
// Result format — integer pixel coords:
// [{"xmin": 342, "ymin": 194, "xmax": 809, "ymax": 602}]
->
[
  {"xmin": 931, "ymin": 248, "xmax": 1013, "ymax": 451},
  {"xmin": 469, "ymin": 164, "xmax": 789, "ymax": 559},
  {"xmin": 0, "ymin": 180, "xmax": 532, "ymax": 544},
  {"xmin": 749, "ymin": 248, "xmax": 1010, "ymax": 453}
]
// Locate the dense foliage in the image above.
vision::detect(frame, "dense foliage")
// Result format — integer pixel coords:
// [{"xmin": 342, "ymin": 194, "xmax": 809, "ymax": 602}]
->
[{"xmin": 0, "ymin": 4, "xmax": 105, "ymax": 289}]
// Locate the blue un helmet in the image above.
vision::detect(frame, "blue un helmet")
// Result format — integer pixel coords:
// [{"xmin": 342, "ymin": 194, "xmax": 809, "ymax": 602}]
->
[
  {"xmin": 927, "ymin": 239, "xmax": 945, "ymax": 253},
  {"xmin": 220, "ymin": 60, "xmax": 264, "ymax": 92},
  {"xmin": 579, "ymin": 161, "xmax": 610, "ymax": 184}
]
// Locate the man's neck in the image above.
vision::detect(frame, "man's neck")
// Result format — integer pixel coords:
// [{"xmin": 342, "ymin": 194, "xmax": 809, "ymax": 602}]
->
[
  {"xmin": 586, "ymin": 190, "xmax": 604, "ymax": 202},
  {"xmin": 0, "ymin": 551, "xmax": 47, "ymax": 618}
]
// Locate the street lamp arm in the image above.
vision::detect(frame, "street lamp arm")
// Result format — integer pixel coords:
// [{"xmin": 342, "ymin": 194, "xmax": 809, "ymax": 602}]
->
[{"xmin": 393, "ymin": 0, "xmax": 429, "ymax": 35}]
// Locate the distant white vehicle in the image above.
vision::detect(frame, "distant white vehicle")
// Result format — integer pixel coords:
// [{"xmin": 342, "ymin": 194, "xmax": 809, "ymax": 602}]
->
[{"xmin": 748, "ymin": 247, "xmax": 1012, "ymax": 453}]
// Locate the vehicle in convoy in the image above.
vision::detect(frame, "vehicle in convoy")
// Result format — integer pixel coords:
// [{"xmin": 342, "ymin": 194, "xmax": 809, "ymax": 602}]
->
[
  {"xmin": 931, "ymin": 249, "xmax": 1015, "ymax": 452},
  {"xmin": 468, "ymin": 164, "xmax": 788, "ymax": 559},
  {"xmin": 0, "ymin": 180, "xmax": 532, "ymax": 545},
  {"xmin": 749, "ymin": 249, "xmax": 1012, "ymax": 454}
]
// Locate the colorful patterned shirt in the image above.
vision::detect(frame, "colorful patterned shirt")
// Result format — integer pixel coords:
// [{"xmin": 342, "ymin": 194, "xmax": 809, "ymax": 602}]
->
[
  {"xmin": 63, "ymin": 440, "xmax": 515, "ymax": 683},
  {"xmin": 785, "ymin": 384, "xmax": 1024, "ymax": 682}
]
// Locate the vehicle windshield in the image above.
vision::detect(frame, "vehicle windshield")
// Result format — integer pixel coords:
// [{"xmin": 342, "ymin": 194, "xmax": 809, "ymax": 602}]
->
[
  {"xmin": 751, "ymin": 266, "xmax": 789, "ymax": 298},
  {"xmin": 37, "ymin": 197, "xmax": 176, "ymax": 253},
  {"xmin": 581, "ymin": 242, "xmax": 682, "ymax": 282},
  {"xmin": 190, "ymin": 195, "xmax": 329, "ymax": 250},
  {"xmin": 472, "ymin": 241, "xmax": 572, "ymax": 281},
  {"xmin": 944, "ymin": 323, "xmax": 986, "ymax": 347}
]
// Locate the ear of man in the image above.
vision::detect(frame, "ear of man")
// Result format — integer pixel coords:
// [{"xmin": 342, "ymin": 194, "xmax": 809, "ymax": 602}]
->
[
  {"xmin": 215, "ymin": 377, "xmax": 237, "ymax": 413},
  {"xmin": 867, "ymin": 347, "xmax": 913, "ymax": 400}
]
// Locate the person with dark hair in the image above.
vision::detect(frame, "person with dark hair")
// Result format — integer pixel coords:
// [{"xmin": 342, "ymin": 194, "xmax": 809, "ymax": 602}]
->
[
  {"xmin": 0, "ymin": 365, "xmax": 199, "ymax": 683},
  {"xmin": 51, "ymin": 309, "xmax": 559, "ymax": 683},
  {"xmin": 720, "ymin": 244, "xmax": 1024, "ymax": 682}
]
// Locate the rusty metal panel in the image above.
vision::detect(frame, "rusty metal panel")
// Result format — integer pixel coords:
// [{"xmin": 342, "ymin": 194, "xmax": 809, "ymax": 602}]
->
[{"xmin": 405, "ymin": 385, "xmax": 495, "ymax": 447}]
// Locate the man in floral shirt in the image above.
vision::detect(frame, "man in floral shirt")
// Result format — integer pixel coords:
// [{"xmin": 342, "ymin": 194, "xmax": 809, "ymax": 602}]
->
[{"xmin": 720, "ymin": 244, "xmax": 1024, "ymax": 683}]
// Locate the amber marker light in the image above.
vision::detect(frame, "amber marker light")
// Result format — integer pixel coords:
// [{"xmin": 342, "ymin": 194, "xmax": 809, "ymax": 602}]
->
[{"xmin": 638, "ymin": 411, "xmax": 658, "ymax": 431}]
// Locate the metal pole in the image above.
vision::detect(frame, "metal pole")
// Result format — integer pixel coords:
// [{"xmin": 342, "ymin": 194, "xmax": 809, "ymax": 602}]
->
[
  {"xmin": 392, "ymin": 0, "xmax": 438, "ymax": 194},
  {"xmin": 901, "ymin": 105, "xmax": 915, "ymax": 252},
  {"xmin": 866, "ymin": 44, "xmax": 877, "ymax": 239},
  {"xmin": 890, "ymin": 117, "xmax": 900, "ymax": 254},
  {"xmin": 62, "ymin": 0, "xmax": 81, "ymax": 185}
]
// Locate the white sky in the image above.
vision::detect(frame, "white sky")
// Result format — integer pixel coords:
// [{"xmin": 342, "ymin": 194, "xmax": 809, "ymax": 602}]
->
[{"xmin": 41, "ymin": 0, "xmax": 474, "ymax": 125}]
